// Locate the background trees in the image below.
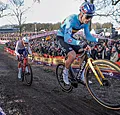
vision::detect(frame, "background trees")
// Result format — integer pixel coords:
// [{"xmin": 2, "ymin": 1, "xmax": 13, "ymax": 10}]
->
[
  {"xmin": 0, "ymin": 0, "xmax": 119, "ymax": 32},
  {"xmin": 22, "ymin": 22, "xmax": 61, "ymax": 32},
  {"xmin": 0, "ymin": 1, "xmax": 8, "ymax": 17},
  {"xmin": 0, "ymin": 0, "xmax": 39, "ymax": 35}
]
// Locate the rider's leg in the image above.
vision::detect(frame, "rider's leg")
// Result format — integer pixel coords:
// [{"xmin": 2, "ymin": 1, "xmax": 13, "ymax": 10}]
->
[
  {"xmin": 18, "ymin": 61, "xmax": 21, "ymax": 68},
  {"xmin": 63, "ymin": 50, "xmax": 76, "ymax": 84},
  {"xmin": 18, "ymin": 61, "xmax": 22, "ymax": 79},
  {"xmin": 65, "ymin": 50, "xmax": 76, "ymax": 69},
  {"xmin": 17, "ymin": 50, "xmax": 22, "ymax": 78},
  {"xmin": 56, "ymin": 36, "xmax": 77, "ymax": 84},
  {"xmin": 24, "ymin": 57, "xmax": 29, "ymax": 73},
  {"xmin": 23, "ymin": 49, "xmax": 29, "ymax": 73}
]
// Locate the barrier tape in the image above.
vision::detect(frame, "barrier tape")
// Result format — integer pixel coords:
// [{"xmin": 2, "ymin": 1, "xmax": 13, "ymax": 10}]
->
[{"xmin": 4, "ymin": 47, "xmax": 120, "ymax": 67}]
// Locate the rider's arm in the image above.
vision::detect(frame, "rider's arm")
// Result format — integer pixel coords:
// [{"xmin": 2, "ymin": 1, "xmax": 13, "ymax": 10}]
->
[
  {"xmin": 84, "ymin": 24, "xmax": 98, "ymax": 42},
  {"xmin": 15, "ymin": 41, "xmax": 20, "ymax": 56},
  {"xmin": 64, "ymin": 19, "xmax": 80, "ymax": 45}
]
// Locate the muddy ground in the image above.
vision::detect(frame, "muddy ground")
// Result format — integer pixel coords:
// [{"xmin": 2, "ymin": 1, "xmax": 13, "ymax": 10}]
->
[{"xmin": 0, "ymin": 49, "xmax": 120, "ymax": 115}]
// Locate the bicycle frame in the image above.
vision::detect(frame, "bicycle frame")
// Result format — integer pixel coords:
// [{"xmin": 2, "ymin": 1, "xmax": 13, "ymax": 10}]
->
[
  {"xmin": 86, "ymin": 58, "xmax": 105, "ymax": 85},
  {"xmin": 70, "ymin": 51, "xmax": 105, "ymax": 86},
  {"xmin": 69, "ymin": 53, "xmax": 87, "ymax": 81},
  {"xmin": 20, "ymin": 55, "xmax": 28, "ymax": 73},
  {"xmin": 23, "ymin": 57, "xmax": 28, "ymax": 72}
]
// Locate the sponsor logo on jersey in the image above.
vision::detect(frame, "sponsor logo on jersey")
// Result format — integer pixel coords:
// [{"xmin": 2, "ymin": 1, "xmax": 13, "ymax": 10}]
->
[
  {"xmin": 69, "ymin": 47, "xmax": 73, "ymax": 50},
  {"xmin": 68, "ymin": 38, "xmax": 72, "ymax": 43}
]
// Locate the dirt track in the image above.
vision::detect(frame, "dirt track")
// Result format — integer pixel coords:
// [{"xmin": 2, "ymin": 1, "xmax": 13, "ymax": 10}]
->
[{"xmin": 0, "ymin": 49, "xmax": 120, "ymax": 115}]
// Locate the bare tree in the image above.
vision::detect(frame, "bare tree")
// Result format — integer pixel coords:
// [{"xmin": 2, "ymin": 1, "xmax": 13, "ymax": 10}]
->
[
  {"xmin": 7, "ymin": 0, "xmax": 31, "ymax": 35},
  {"xmin": 33, "ymin": 0, "xmax": 40, "ymax": 3},
  {"xmin": 83, "ymin": 0, "xmax": 120, "ymax": 5},
  {"xmin": 3, "ymin": 0, "xmax": 39, "ymax": 36},
  {"xmin": 111, "ymin": 0, "xmax": 120, "ymax": 5},
  {"xmin": 0, "ymin": 2, "xmax": 8, "ymax": 17},
  {"xmin": 94, "ymin": 0, "xmax": 120, "ymax": 24}
]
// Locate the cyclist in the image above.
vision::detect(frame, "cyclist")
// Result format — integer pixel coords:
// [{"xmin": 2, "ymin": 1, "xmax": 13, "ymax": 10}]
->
[
  {"xmin": 57, "ymin": 1, "xmax": 100, "ymax": 85},
  {"xmin": 15, "ymin": 36, "xmax": 32, "ymax": 79}
]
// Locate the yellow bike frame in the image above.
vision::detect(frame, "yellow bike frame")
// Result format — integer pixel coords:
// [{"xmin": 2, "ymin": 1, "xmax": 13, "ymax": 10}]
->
[{"xmin": 86, "ymin": 58, "xmax": 105, "ymax": 86}]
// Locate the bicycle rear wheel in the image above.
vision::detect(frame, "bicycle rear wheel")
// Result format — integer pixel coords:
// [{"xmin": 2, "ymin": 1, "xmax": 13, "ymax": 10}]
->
[
  {"xmin": 56, "ymin": 64, "xmax": 73, "ymax": 92},
  {"xmin": 24, "ymin": 64, "xmax": 33, "ymax": 86},
  {"xmin": 85, "ymin": 59, "xmax": 120, "ymax": 110}
]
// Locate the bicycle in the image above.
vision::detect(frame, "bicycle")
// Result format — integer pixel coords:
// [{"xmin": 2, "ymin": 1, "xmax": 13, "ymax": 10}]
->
[
  {"xmin": 56, "ymin": 45, "xmax": 120, "ymax": 110},
  {"xmin": 18, "ymin": 54, "xmax": 33, "ymax": 86}
]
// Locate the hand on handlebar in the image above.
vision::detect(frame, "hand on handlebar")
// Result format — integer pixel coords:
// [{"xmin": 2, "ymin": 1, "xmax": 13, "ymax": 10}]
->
[
  {"xmin": 78, "ymin": 45, "xmax": 91, "ymax": 53},
  {"xmin": 84, "ymin": 45, "xmax": 91, "ymax": 51},
  {"xmin": 17, "ymin": 54, "xmax": 21, "ymax": 59},
  {"xmin": 79, "ymin": 41, "xmax": 88, "ymax": 48}
]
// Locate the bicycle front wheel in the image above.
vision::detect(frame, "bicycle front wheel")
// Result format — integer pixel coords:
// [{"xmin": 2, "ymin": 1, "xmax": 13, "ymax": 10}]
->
[
  {"xmin": 24, "ymin": 64, "xmax": 33, "ymax": 86},
  {"xmin": 85, "ymin": 59, "xmax": 120, "ymax": 110}
]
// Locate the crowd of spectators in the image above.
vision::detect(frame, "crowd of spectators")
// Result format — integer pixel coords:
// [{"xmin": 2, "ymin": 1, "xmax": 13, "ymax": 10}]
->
[
  {"xmin": 5, "ymin": 34, "xmax": 120, "ymax": 62},
  {"xmin": 90, "ymin": 40, "xmax": 120, "ymax": 62}
]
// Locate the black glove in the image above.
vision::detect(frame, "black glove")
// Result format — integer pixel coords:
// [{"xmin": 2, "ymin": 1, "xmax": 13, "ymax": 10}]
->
[{"xmin": 79, "ymin": 41, "xmax": 88, "ymax": 48}]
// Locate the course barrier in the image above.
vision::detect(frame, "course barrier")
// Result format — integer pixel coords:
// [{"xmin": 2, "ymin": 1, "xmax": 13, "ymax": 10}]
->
[
  {"xmin": 4, "ymin": 47, "xmax": 16, "ymax": 56},
  {"xmin": 4, "ymin": 47, "xmax": 120, "ymax": 68}
]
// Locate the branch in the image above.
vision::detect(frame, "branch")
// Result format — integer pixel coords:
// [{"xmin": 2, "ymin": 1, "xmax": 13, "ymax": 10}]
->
[
  {"xmin": 33, "ymin": 0, "xmax": 40, "ymax": 3},
  {"xmin": 0, "ymin": 4, "xmax": 7, "ymax": 12},
  {"xmin": 112, "ymin": 0, "xmax": 120, "ymax": 5},
  {"xmin": 0, "ymin": 13, "xmax": 11, "ymax": 18}
]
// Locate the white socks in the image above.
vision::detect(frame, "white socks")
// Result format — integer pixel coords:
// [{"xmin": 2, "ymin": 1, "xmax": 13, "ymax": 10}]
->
[{"xmin": 64, "ymin": 67, "xmax": 69, "ymax": 73}]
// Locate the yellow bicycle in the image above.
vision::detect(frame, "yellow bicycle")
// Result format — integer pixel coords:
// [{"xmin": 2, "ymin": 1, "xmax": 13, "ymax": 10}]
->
[{"xmin": 56, "ymin": 48, "xmax": 120, "ymax": 110}]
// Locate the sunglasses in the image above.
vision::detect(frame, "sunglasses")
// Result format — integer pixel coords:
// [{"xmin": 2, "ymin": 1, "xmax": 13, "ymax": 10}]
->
[{"xmin": 85, "ymin": 15, "xmax": 93, "ymax": 19}]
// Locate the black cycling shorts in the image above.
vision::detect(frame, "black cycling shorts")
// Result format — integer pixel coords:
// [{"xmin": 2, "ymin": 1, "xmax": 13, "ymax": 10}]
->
[
  {"xmin": 16, "ymin": 48, "xmax": 28, "ymax": 61},
  {"xmin": 57, "ymin": 36, "xmax": 81, "ymax": 54}
]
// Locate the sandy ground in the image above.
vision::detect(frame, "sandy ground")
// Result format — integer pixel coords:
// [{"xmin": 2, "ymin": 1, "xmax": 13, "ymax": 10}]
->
[{"xmin": 0, "ymin": 50, "xmax": 120, "ymax": 115}]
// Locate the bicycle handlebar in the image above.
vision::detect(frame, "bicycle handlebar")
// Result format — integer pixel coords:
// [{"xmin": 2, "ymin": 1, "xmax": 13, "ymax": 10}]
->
[{"xmin": 78, "ymin": 37, "xmax": 115, "ymax": 59}]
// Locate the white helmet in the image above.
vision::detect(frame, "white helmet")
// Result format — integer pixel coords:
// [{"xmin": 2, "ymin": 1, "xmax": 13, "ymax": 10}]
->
[{"xmin": 22, "ymin": 37, "xmax": 29, "ymax": 43}]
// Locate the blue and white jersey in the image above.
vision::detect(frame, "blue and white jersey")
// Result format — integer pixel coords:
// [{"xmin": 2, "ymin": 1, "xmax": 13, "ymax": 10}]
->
[
  {"xmin": 57, "ymin": 14, "xmax": 98, "ymax": 45},
  {"xmin": 15, "ymin": 40, "xmax": 32, "ymax": 56}
]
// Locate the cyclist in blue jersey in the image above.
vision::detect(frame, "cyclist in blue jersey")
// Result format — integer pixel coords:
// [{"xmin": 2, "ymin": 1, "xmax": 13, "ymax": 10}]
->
[{"xmin": 57, "ymin": 1, "xmax": 99, "ymax": 85}]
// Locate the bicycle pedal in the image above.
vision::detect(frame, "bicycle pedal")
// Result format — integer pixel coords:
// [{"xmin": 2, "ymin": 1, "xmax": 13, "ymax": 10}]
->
[
  {"xmin": 71, "ymin": 82, "xmax": 78, "ymax": 88},
  {"xmin": 71, "ymin": 80, "xmax": 78, "ymax": 88},
  {"xmin": 25, "ymin": 72, "xmax": 30, "ymax": 75},
  {"xmin": 77, "ymin": 79, "xmax": 86, "ymax": 86},
  {"xmin": 80, "ymin": 81, "xmax": 86, "ymax": 86}
]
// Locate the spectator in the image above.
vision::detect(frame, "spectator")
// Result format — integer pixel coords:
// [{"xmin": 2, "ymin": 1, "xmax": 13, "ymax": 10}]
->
[
  {"xmin": 96, "ymin": 44, "xmax": 104, "ymax": 59},
  {"xmin": 104, "ymin": 46, "xmax": 111, "ymax": 60},
  {"xmin": 117, "ymin": 44, "xmax": 120, "ymax": 61},
  {"xmin": 90, "ymin": 45, "xmax": 97, "ymax": 59},
  {"xmin": 110, "ymin": 46, "xmax": 118, "ymax": 62}
]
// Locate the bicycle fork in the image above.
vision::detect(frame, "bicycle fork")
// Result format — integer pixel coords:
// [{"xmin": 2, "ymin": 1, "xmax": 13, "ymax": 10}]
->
[{"xmin": 87, "ymin": 58, "xmax": 105, "ymax": 86}]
